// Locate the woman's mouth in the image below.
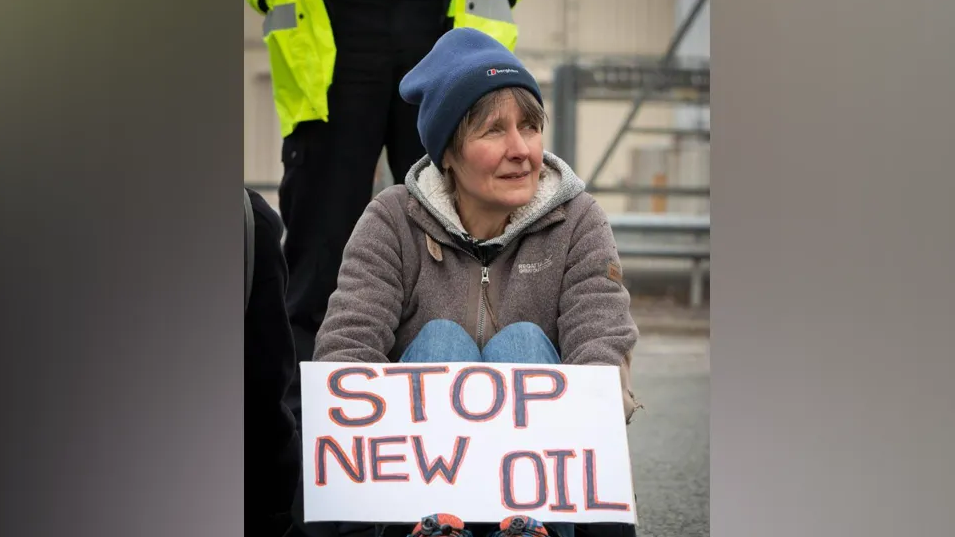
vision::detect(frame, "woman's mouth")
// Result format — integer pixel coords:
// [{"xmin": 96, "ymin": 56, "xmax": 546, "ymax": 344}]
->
[{"xmin": 499, "ymin": 171, "xmax": 530, "ymax": 180}]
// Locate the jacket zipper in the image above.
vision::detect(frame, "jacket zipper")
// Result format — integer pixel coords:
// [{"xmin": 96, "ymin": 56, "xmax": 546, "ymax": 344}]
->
[
  {"xmin": 445, "ymin": 245, "xmax": 489, "ymax": 348},
  {"xmin": 478, "ymin": 265, "xmax": 490, "ymax": 347},
  {"xmin": 421, "ymin": 232, "xmax": 495, "ymax": 348}
]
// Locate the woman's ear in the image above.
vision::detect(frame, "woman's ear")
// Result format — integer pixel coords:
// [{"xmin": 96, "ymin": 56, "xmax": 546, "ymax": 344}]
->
[{"xmin": 442, "ymin": 146, "xmax": 460, "ymax": 172}]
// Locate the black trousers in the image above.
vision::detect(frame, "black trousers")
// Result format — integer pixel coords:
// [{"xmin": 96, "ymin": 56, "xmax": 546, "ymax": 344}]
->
[
  {"xmin": 278, "ymin": 31, "xmax": 439, "ymax": 537},
  {"xmin": 279, "ymin": 5, "xmax": 449, "ymax": 536},
  {"xmin": 278, "ymin": 45, "xmax": 432, "ymax": 425}
]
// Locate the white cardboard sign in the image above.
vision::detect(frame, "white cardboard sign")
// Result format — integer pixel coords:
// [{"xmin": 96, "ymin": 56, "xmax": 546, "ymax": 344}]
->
[{"xmin": 300, "ymin": 362, "xmax": 636, "ymax": 525}]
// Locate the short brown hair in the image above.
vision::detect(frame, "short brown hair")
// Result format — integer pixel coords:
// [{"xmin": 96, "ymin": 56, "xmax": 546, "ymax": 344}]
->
[{"xmin": 444, "ymin": 87, "xmax": 547, "ymax": 164}]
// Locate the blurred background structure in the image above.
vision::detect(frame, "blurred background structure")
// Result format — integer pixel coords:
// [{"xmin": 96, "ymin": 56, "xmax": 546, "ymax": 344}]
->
[{"xmin": 245, "ymin": 2, "xmax": 710, "ymax": 535}]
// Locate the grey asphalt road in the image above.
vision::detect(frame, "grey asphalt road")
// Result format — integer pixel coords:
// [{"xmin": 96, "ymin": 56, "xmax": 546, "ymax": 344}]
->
[{"xmin": 627, "ymin": 334, "xmax": 710, "ymax": 537}]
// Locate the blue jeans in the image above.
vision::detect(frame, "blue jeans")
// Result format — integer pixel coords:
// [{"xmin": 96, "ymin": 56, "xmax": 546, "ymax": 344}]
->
[
  {"xmin": 400, "ymin": 320, "xmax": 561, "ymax": 365},
  {"xmin": 399, "ymin": 320, "xmax": 573, "ymax": 537}
]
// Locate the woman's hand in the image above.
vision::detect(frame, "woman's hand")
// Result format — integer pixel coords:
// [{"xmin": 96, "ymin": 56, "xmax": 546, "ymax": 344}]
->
[{"xmin": 620, "ymin": 351, "xmax": 643, "ymax": 424}]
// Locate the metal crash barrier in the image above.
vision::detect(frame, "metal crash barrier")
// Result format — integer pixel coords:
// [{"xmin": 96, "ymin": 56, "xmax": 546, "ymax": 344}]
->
[{"xmin": 608, "ymin": 213, "xmax": 710, "ymax": 308}]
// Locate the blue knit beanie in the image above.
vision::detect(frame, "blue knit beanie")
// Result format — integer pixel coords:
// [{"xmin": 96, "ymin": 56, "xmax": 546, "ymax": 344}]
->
[{"xmin": 399, "ymin": 28, "xmax": 543, "ymax": 167}]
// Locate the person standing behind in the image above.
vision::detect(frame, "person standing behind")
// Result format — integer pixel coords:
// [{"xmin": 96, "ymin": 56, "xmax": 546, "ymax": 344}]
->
[
  {"xmin": 245, "ymin": 0, "xmax": 526, "ymax": 435},
  {"xmin": 244, "ymin": 188, "xmax": 301, "ymax": 537}
]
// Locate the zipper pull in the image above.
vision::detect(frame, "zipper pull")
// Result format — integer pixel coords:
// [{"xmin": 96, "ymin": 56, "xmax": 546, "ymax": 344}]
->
[{"xmin": 481, "ymin": 266, "xmax": 490, "ymax": 286}]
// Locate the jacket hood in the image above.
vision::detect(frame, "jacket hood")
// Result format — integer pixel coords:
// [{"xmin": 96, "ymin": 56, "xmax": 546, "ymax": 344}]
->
[{"xmin": 404, "ymin": 151, "xmax": 586, "ymax": 249}]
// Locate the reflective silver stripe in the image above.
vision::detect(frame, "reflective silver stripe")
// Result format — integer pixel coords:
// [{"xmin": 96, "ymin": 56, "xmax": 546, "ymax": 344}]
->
[
  {"xmin": 262, "ymin": 3, "xmax": 298, "ymax": 37},
  {"xmin": 466, "ymin": 0, "xmax": 514, "ymax": 23}
]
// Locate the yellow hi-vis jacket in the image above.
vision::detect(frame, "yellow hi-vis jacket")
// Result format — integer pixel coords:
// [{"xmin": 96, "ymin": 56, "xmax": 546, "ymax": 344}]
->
[{"xmin": 247, "ymin": 0, "xmax": 523, "ymax": 138}]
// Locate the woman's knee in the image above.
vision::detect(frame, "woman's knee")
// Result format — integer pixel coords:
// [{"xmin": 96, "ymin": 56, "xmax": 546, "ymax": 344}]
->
[
  {"xmin": 482, "ymin": 322, "xmax": 560, "ymax": 365},
  {"xmin": 416, "ymin": 319, "xmax": 471, "ymax": 340},
  {"xmin": 494, "ymin": 321, "xmax": 548, "ymax": 340},
  {"xmin": 401, "ymin": 319, "xmax": 481, "ymax": 363}
]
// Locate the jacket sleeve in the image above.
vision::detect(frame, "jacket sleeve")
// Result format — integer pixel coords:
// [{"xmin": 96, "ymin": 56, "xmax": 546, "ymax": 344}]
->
[
  {"xmin": 246, "ymin": 0, "xmax": 269, "ymax": 15},
  {"xmin": 557, "ymin": 199, "xmax": 641, "ymax": 422},
  {"xmin": 312, "ymin": 199, "xmax": 405, "ymax": 363},
  {"xmin": 557, "ymin": 198, "xmax": 639, "ymax": 367}
]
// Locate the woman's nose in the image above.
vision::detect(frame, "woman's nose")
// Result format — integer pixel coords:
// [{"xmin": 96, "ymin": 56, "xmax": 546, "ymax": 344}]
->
[{"xmin": 505, "ymin": 127, "xmax": 530, "ymax": 159}]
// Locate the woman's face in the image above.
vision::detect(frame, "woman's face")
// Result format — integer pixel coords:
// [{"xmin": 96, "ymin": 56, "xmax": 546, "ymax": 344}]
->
[{"xmin": 446, "ymin": 91, "xmax": 544, "ymax": 215}]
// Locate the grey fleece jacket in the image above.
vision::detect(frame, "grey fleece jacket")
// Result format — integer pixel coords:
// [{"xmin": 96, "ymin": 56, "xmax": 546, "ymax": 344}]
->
[{"xmin": 313, "ymin": 152, "xmax": 639, "ymax": 411}]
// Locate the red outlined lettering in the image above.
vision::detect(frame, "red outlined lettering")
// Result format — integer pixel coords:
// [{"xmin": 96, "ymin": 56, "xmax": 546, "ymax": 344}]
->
[
  {"xmin": 315, "ymin": 436, "xmax": 365, "ymax": 486},
  {"xmin": 369, "ymin": 436, "xmax": 410, "ymax": 482},
  {"xmin": 327, "ymin": 367, "xmax": 386, "ymax": 427},
  {"xmin": 411, "ymin": 435, "xmax": 470, "ymax": 485},
  {"xmin": 512, "ymin": 368, "xmax": 567, "ymax": 429},
  {"xmin": 383, "ymin": 366, "xmax": 448, "ymax": 423},
  {"xmin": 544, "ymin": 449, "xmax": 578, "ymax": 512},
  {"xmin": 451, "ymin": 366, "xmax": 506, "ymax": 422},
  {"xmin": 583, "ymin": 449, "xmax": 629, "ymax": 511},
  {"xmin": 500, "ymin": 450, "xmax": 548, "ymax": 511}
]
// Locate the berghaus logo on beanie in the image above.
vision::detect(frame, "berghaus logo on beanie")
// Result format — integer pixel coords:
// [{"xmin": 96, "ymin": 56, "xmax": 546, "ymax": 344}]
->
[{"xmin": 487, "ymin": 68, "xmax": 520, "ymax": 76}]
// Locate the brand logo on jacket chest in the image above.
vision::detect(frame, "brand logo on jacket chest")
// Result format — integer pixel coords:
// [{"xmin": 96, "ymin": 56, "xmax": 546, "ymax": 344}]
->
[{"xmin": 517, "ymin": 257, "xmax": 553, "ymax": 275}]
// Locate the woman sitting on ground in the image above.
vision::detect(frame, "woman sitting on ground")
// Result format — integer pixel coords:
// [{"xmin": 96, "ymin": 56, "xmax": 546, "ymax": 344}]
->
[{"xmin": 313, "ymin": 28, "xmax": 639, "ymax": 424}]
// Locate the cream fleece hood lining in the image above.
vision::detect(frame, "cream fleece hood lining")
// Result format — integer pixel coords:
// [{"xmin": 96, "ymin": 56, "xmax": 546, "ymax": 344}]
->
[{"xmin": 405, "ymin": 151, "xmax": 586, "ymax": 248}]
